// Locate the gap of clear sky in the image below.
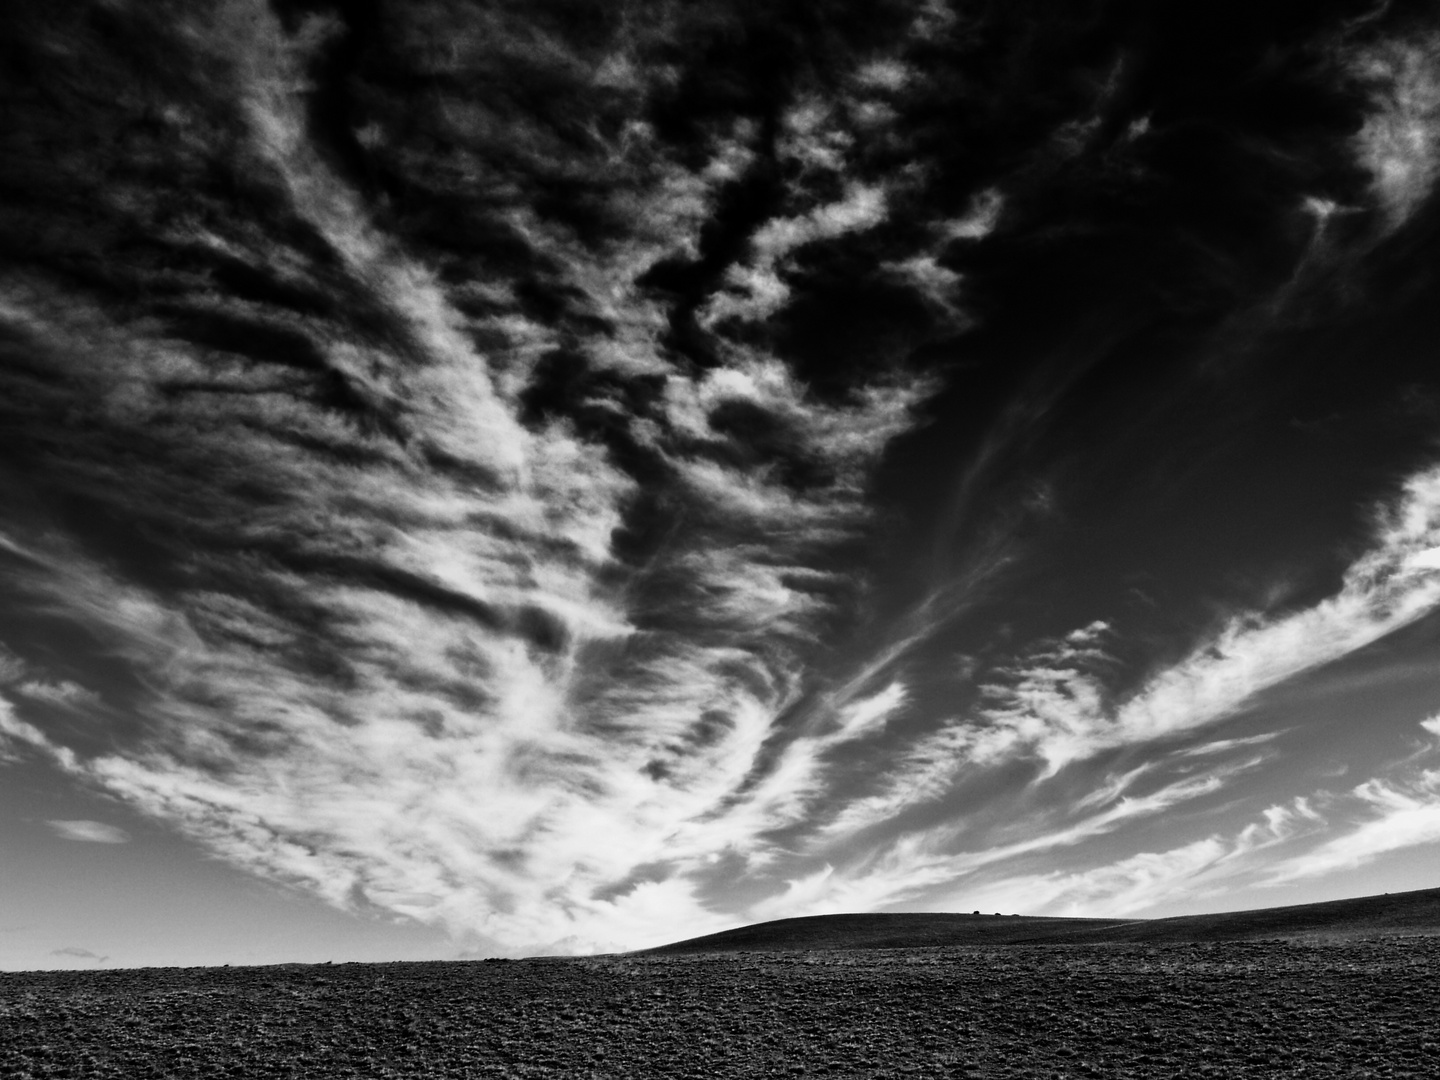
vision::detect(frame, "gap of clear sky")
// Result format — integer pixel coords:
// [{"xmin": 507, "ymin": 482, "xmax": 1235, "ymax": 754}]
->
[{"xmin": 3, "ymin": 0, "xmax": 1440, "ymax": 970}]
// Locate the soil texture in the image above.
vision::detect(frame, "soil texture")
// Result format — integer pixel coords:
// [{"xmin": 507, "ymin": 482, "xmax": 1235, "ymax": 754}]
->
[{"xmin": 3, "ymin": 938, "xmax": 1437, "ymax": 1078}]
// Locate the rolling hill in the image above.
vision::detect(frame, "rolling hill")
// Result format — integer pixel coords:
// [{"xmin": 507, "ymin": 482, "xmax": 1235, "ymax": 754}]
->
[{"xmin": 643, "ymin": 886, "xmax": 1440, "ymax": 954}]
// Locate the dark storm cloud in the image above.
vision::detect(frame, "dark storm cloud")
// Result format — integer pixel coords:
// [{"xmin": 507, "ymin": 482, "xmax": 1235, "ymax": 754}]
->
[{"xmin": 2, "ymin": 0, "xmax": 1440, "ymax": 950}]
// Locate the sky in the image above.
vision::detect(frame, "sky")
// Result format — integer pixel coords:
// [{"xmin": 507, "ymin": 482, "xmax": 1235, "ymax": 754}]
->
[{"xmin": 2, "ymin": 0, "xmax": 1440, "ymax": 970}]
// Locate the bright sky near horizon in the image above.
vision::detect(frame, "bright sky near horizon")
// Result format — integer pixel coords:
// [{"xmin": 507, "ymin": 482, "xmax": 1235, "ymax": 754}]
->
[{"xmin": 3, "ymin": 0, "xmax": 1440, "ymax": 970}]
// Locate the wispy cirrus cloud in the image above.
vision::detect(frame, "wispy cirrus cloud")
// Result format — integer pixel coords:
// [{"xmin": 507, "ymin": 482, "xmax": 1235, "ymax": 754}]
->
[
  {"xmin": 952, "ymin": 717, "xmax": 1440, "ymax": 919},
  {"xmin": 46, "ymin": 820, "xmax": 131, "ymax": 844},
  {"xmin": 818, "ymin": 465, "xmax": 1440, "ymax": 841},
  {"xmin": 1270, "ymin": 775, "xmax": 1440, "ymax": 883},
  {"xmin": 5, "ymin": 0, "xmax": 1440, "ymax": 959},
  {"xmin": 759, "ymin": 762, "xmax": 1260, "ymax": 922},
  {"xmin": 0, "ymin": 0, "xmax": 955, "ymax": 954},
  {"xmin": 1267, "ymin": 718, "xmax": 1440, "ymax": 884}
]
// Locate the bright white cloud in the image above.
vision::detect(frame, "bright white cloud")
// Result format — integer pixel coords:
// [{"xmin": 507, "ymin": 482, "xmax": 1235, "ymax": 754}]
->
[
  {"xmin": 703, "ymin": 181, "xmax": 890, "ymax": 325},
  {"xmin": 830, "ymin": 681, "xmax": 909, "ymax": 743},
  {"xmin": 1350, "ymin": 31, "xmax": 1440, "ymax": 229},
  {"xmin": 1269, "ymin": 770, "xmax": 1440, "ymax": 884}
]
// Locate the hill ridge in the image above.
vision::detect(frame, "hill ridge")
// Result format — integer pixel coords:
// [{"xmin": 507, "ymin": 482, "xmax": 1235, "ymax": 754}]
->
[{"xmin": 642, "ymin": 886, "xmax": 1440, "ymax": 954}]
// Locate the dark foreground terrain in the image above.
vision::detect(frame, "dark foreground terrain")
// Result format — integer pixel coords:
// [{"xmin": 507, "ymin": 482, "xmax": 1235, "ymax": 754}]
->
[
  {"xmin": 2, "ymin": 939, "xmax": 1437, "ymax": 1078},
  {"xmin": 4, "ymin": 889, "xmax": 1439, "ymax": 1078}
]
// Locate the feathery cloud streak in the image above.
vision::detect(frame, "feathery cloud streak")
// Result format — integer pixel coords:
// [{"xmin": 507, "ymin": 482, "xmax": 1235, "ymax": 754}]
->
[
  {"xmin": 0, "ymin": 0, "xmax": 949, "ymax": 953},
  {"xmin": 2, "ymin": 0, "xmax": 1440, "ymax": 955},
  {"xmin": 948, "ymin": 715, "xmax": 1440, "ymax": 918},
  {"xmin": 46, "ymin": 820, "xmax": 131, "ymax": 844},
  {"xmin": 819, "ymin": 464, "xmax": 1440, "ymax": 841}
]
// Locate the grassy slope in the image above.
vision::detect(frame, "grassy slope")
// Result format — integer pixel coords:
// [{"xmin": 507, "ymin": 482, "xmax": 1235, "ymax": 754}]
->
[{"xmin": 643, "ymin": 886, "xmax": 1440, "ymax": 954}]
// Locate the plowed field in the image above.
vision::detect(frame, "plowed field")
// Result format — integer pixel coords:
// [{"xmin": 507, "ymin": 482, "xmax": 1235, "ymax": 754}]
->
[{"xmin": 3, "ymin": 939, "xmax": 1437, "ymax": 1078}]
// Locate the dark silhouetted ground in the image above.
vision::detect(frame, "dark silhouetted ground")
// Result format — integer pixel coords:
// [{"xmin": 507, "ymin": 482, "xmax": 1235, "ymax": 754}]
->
[{"xmin": 3, "ymin": 889, "xmax": 1438, "ymax": 1078}]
